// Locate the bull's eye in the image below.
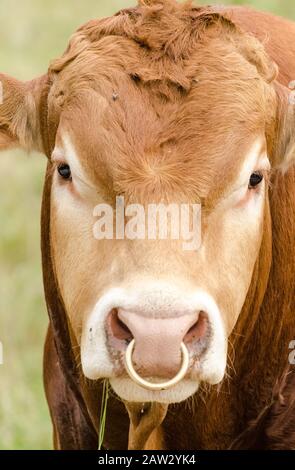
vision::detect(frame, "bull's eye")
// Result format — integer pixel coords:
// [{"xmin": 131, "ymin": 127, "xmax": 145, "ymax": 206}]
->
[
  {"xmin": 58, "ymin": 164, "xmax": 72, "ymax": 180},
  {"xmin": 249, "ymin": 172, "xmax": 263, "ymax": 189}
]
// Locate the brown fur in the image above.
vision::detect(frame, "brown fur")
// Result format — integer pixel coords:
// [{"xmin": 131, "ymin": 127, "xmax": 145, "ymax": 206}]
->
[
  {"xmin": 46, "ymin": 2, "xmax": 278, "ymax": 205},
  {"xmin": 0, "ymin": 1, "xmax": 295, "ymax": 449}
]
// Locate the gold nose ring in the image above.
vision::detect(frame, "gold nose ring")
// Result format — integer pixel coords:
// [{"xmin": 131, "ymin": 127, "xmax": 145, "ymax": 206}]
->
[{"xmin": 124, "ymin": 339, "xmax": 190, "ymax": 391}]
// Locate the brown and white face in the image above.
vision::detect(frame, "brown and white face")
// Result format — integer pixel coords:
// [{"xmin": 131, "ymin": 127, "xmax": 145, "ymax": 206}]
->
[
  {"xmin": 50, "ymin": 126, "xmax": 270, "ymax": 404},
  {"xmin": 47, "ymin": 24, "xmax": 276, "ymax": 403},
  {"xmin": 0, "ymin": 13, "xmax": 294, "ymax": 405}
]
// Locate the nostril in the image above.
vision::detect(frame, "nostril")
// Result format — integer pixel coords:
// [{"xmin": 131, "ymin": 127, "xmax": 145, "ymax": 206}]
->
[
  {"xmin": 109, "ymin": 309, "xmax": 133, "ymax": 342},
  {"xmin": 184, "ymin": 312, "xmax": 208, "ymax": 345}
]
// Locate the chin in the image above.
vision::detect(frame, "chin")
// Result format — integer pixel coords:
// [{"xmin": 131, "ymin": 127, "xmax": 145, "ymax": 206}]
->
[{"xmin": 110, "ymin": 378, "xmax": 200, "ymax": 404}]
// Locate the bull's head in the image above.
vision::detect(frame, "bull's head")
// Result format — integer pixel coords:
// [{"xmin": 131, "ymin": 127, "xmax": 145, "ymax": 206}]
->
[{"xmin": 1, "ymin": 4, "xmax": 295, "ymax": 406}]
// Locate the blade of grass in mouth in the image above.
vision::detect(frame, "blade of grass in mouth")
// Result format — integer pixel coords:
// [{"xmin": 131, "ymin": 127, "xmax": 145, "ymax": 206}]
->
[{"xmin": 98, "ymin": 379, "xmax": 109, "ymax": 450}]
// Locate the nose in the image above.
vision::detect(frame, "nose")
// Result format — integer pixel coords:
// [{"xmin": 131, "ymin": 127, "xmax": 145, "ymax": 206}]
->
[{"xmin": 107, "ymin": 309, "xmax": 209, "ymax": 378}]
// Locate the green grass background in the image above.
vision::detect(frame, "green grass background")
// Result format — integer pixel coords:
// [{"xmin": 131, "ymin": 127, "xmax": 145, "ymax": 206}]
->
[{"xmin": 0, "ymin": 0, "xmax": 294, "ymax": 450}]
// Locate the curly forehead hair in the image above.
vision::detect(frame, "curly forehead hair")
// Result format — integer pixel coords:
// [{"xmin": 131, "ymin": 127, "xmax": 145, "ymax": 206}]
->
[
  {"xmin": 45, "ymin": 0, "xmax": 279, "ymax": 202},
  {"xmin": 50, "ymin": 0, "xmax": 277, "ymax": 90}
]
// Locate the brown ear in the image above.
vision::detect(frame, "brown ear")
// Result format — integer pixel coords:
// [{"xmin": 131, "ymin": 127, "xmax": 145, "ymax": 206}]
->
[
  {"xmin": 0, "ymin": 73, "xmax": 46, "ymax": 153},
  {"xmin": 274, "ymin": 81, "xmax": 295, "ymax": 172}
]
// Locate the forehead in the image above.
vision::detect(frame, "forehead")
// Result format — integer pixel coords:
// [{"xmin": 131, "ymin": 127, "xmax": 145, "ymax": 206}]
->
[{"xmin": 51, "ymin": 31, "xmax": 271, "ymax": 200}]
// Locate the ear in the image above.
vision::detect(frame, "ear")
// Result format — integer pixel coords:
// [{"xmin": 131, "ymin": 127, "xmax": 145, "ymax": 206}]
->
[
  {"xmin": 274, "ymin": 81, "xmax": 295, "ymax": 172},
  {"xmin": 0, "ymin": 73, "xmax": 47, "ymax": 153}
]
